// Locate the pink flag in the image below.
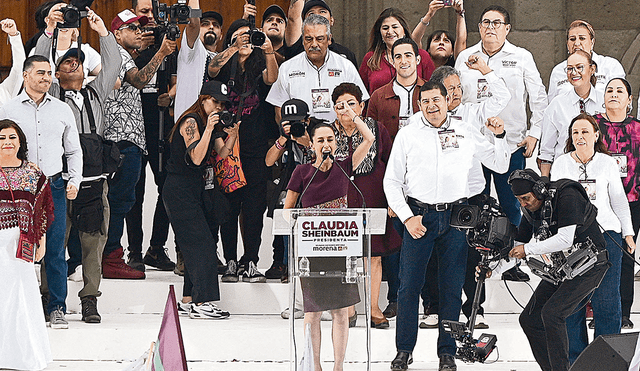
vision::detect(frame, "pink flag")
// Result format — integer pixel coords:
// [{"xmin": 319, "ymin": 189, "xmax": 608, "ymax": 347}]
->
[{"xmin": 152, "ymin": 285, "xmax": 188, "ymax": 371}]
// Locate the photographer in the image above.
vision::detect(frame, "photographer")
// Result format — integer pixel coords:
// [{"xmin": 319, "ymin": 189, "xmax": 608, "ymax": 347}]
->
[
  {"xmin": 33, "ymin": 6, "xmax": 121, "ymax": 324},
  {"xmin": 208, "ymin": 18, "xmax": 279, "ymax": 283},
  {"xmin": 490, "ymin": 169, "xmax": 610, "ymax": 371}
]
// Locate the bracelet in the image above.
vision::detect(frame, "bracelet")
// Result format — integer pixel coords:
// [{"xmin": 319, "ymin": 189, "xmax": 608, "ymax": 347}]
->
[
  {"xmin": 264, "ymin": 52, "xmax": 275, "ymax": 55},
  {"xmin": 494, "ymin": 130, "xmax": 506, "ymax": 139},
  {"xmin": 420, "ymin": 17, "xmax": 430, "ymax": 26},
  {"xmin": 457, "ymin": 9, "xmax": 465, "ymax": 17},
  {"xmin": 274, "ymin": 139, "xmax": 286, "ymax": 150}
]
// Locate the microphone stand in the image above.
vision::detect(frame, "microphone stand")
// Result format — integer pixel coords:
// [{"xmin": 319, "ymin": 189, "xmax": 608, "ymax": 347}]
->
[{"xmin": 295, "ymin": 152, "xmax": 330, "ymax": 208}]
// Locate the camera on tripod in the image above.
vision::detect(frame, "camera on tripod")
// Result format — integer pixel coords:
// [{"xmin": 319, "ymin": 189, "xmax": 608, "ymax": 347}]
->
[{"xmin": 151, "ymin": 0, "xmax": 202, "ymax": 42}]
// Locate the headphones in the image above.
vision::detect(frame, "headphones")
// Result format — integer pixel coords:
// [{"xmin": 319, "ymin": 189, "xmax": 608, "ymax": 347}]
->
[{"xmin": 507, "ymin": 169, "xmax": 548, "ymax": 200}]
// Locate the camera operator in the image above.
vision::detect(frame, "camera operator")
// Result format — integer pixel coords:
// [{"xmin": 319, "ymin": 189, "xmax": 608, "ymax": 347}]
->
[
  {"xmin": 0, "ymin": 19, "xmax": 25, "ymax": 106},
  {"xmin": 122, "ymin": 0, "xmax": 180, "ymax": 274},
  {"xmin": 174, "ymin": 0, "xmax": 224, "ymax": 120},
  {"xmin": 33, "ymin": 6, "xmax": 121, "ymax": 324},
  {"xmin": 383, "ymin": 80, "xmax": 510, "ymax": 371},
  {"xmin": 101, "ymin": 9, "xmax": 176, "ymax": 280},
  {"xmin": 207, "ymin": 18, "xmax": 279, "ymax": 283},
  {"xmin": 488, "ymin": 169, "xmax": 610, "ymax": 371}
]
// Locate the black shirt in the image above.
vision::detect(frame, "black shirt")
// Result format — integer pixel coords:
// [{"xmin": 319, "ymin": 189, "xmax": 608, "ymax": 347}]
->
[{"xmin": 281, "ymin": 36, "xmax": 358, "ymax": 68}]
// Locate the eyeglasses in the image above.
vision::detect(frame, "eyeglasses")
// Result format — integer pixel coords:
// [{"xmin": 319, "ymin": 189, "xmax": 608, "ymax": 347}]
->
[
  {"xmin": 564, "ymin": 64, "xmax": 586, "ymax": 74},
  {"xmin": 119, "ymin": 24, "xmax": 142, "ymax": 33},
  {"xmin": 480, "ymin": 19, "xmax": 507, "ymax": 29}
]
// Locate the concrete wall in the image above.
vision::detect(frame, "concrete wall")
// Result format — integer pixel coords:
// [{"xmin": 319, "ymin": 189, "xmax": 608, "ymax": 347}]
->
[{"xmin": 327, "ymin": 0, "xmax": 640, "ymax": 115}]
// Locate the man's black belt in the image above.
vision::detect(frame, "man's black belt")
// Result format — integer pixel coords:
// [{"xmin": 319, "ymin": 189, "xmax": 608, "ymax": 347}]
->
[
  {"xmin": 48, "ymin": 172, "xmax": 62, "ymax": 182},
  {"xmin": 407, "ymin": 197, "xmax": 466, "ymax": 212}
]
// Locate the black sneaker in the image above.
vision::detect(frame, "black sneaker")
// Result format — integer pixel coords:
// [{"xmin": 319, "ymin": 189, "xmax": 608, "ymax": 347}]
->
[
  {"xmin": 622, "ymin": 316, "xmax": 634, "ymax": 329},
  {"xmin": 217, "ymin": 257, "xmax": 227, "ymax": 275},
  {"xmin": 42, "ymin": 294, "xmax": 50, "ymax": 322},
  {"xmin": 143, "ymin": 246, "xmax": 176, "ymax": 271},
  {"xmin": 81, "ymin": 295, "xmax": 101, "ymax": 323},
  {"xmin": 127, "ymin": 252, "xmax": 145, "ymax": 272},
  {"xmin": 237, "ymin": 263, "xmax": 246, "ymax": 277},
  {"xmin": 501, "ymin": 266, "xmax": 530, "ymax": 282},
  {"xmin": 265, "ymin": 262, "xmax": 287, "ymax": 279},
  {"xmin": 222, "ymin": 260, "xmax": 239, "ymax": 282},
  {"xmin": 242, "ymin": 261, "xmax": 267, "ymax": 283}
]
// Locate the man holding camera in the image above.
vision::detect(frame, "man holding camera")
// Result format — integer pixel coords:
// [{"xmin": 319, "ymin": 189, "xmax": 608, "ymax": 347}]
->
[
  {"xmin": 33, "ymin": 6, "xmax": 121, "ymax": 324},
  {"xmin": 383, "ymin": 81, "xmax": 510, "ymax": 371},
  {"xmin": 174, "ymin": 0, "xmax": 223, "ymax": 120},
  {"xmin": 101, "ymin": 9, "xmax": 176, "ymax": 280},
  {"xmin": 487, "ymin": 169, "xmax": 609, "ymax": 371}
]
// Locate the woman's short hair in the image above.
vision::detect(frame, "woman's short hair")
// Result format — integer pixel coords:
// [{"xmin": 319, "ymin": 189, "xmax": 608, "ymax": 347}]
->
[
  {"xmin": 563, "ymin": 113, "xmax": 609, "ymax": 155},
  {"xmin": 308, "ymin": 119, "xmax": 337, "ymax": 140},
  {"xmin": 331, "ymin": 82, "xmax": 363, "ymax": 104},
  {"xmin": 0, "ymin": 119, "xmax": 28, "ymax": 161}
]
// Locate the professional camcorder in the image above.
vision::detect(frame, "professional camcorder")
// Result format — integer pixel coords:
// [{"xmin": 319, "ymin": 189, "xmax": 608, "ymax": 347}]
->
[{"xmin": 152, "ymin": 0, "xmax": 202, "ymax": 42}]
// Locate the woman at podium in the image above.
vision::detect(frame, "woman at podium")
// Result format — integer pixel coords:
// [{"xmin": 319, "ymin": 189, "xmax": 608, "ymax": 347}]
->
[{"xmin": 284, "ymin": 98, "xmax": 375, "ymax": 371}]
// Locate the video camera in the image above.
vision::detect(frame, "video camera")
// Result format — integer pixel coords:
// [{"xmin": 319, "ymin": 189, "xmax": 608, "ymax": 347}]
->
[
  {"xmin": 57, "ymin": 0, "xmax": 94, "ymax": 29},
  {"xmin": 450, "ymin": 195, "xmax": 516, "ymax": 262},
  {"xmin": 152, "ymin": 0, "xmax": 202, "ymax": 42}
]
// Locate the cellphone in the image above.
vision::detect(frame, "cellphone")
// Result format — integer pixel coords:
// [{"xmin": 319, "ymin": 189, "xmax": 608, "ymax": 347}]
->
[{"xmin": 443, "ymin": 0, "xmax": 453, "ymax": 6}]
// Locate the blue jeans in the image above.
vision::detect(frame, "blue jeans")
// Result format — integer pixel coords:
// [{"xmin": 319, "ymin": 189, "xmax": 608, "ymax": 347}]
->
[
  {"xmin": 44, "ymin": 176, "xmax": 68, "ymax": 313},
  {"xmin": 105, "ymin": 145, "xmax": 142, "ymax": 255},
  {"xmin": 396, "ymin": 204, "xmax": 468, "ymax": 357},
  {"xmin": 567, "ymin": 231, "xmax": 623, "ymax": 364},
  {"xmin": 482, "ymin": 147, "xmax": 526, "ymax": 226}
]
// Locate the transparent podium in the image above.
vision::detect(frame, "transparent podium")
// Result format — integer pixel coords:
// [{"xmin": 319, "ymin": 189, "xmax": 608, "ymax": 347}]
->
[{"xmin": 273, "ymin": 208, "xmax": 387, "ymax": 371}]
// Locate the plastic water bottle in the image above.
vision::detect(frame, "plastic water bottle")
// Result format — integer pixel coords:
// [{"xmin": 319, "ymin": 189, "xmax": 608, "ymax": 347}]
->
[
  {"xmin": 345, "ymin": 256, "xmax": 358, "ymax": 283},
  {"xmin": 299, "ymin": 257, "xmax": 309, "ymax": 277}
]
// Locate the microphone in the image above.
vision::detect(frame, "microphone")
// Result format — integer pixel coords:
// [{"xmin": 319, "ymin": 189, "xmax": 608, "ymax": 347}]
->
[
  {"xmin": 295, "ymin": 152, "xmax": 330, "ymax": 208},
  {"xmin": 334, "ymin": 158, "xmax": 366, "ymax": 208}
]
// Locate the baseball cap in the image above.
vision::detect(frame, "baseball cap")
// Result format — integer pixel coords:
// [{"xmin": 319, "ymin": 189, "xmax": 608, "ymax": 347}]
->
[
  {"xmin": 200, "ymin": 81, "xmax": 229, "ymax": 102},
  {"xmin": 262, "ymin": 5, "xmax": 287, "ymax": 25},
  {"xmin": 111, "ymin": 9, "xmax": 149, "ymax": 33},
  {"xmin": 56, "ymin": 48, "xmax": 85, "ymax": 67},
  {"xmin": 281, "ymin": 99, "xmax": 309, "ymax": 122},
  {"xmin": 201, "ymin": 11, "xmax": 223, "ymax": 27},
  {"xmin": 302, "ymin": 0, "xmax": 332, "ymax": 20}
]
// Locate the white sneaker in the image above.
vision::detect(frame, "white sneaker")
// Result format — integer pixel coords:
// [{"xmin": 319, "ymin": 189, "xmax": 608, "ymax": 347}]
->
[
  {"xmin": 419, "ymin": 314, "xmax": 438, "ymax": 328},
  {"xmin": 474, "ymin": 314, "xmax": 489, "ymax": 329},
  {"xmin": 68, "ymin": 265, "xmax": 83, "ymax": 282},
  {"xmin": 189, "ymin": 302, "xmax": 230, "ymax": 319},
  {"xmin": 280, "ymin": 307, "xmax": 304, "ymax": 319},
  {"xmin": 177, "ymin": 301, "xmax": 192, "ymax": 316}
]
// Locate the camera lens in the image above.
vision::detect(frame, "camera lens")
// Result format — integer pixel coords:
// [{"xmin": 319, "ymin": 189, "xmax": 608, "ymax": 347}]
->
[
  {"xmin": 459, "ymin": 209, "xmax": 473, "ymax": 224},
  {"xmin": 250, "ymin": 30, "xmax": 266, "ymax": 47}
]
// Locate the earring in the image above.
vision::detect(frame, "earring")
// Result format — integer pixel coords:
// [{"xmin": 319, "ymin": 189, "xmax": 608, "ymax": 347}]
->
[{"xmin": 602, "ymin": 103, "xmax": 606, "ymax": 109}]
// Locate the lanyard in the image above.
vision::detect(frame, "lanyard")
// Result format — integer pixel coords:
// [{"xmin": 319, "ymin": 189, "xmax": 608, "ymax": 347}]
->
[{"xmin": 394, "ymin": 79, "xmax": 416, "ymax": 116}]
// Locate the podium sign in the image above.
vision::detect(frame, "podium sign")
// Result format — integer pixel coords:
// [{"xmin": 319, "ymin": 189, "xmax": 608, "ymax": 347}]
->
[{"xmin": 297, "ymin": 215, "xmax": 363, "ymax": 257}]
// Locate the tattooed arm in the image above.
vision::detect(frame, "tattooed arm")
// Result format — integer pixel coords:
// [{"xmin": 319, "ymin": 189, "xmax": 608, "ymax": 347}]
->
[
  {"xmin": 124, "ymin": 36, "xmax": 177, "ymax": 89},
  {"xmin": 181, "ymin": 113, "xmax": 217, "ymax": 166},
  {"xmin": 207, "ymin": 33, "xmax": 249, "ymax": 79}
]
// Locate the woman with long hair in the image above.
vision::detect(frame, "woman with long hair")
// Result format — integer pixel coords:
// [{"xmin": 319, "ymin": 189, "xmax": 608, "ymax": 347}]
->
[
  {"xmin": 359, "ymin": 7, "xmax": 435, "ymax": 94},
  {"xmin": 164, "ymin": 81, "xmax": 238, "ymax": 319},
  {"xmin": 284, "ymin": 100, "xmax": 374, "ymax": 371},
  {"xmin": 0, "ymin": 119, "xmax": 54, "ymax": 370},
  {"xmin": 594, "ymin": 78, "xmax": 640, "ymax": 330},
  {"xmin": 551, "ymin": 113, "xmax": 635, "ymax": 363}
]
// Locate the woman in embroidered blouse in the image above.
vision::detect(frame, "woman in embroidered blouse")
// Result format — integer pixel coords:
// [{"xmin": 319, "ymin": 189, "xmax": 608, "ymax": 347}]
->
[
  {"xmin": 284, "ymin": 100, "xmax": 374, "ymax": 371},
  {"xmin": 331, "ymin": 82, "xmax": 400, "ymax": 329},
  {"xmin": 0, "ymin": 119, "xmax": 54, "ymax": 370},
  {"xmin": 359, "ymin": 8, "xmax": 435, "ymax": 94},
  {"xmin": 593, "ymin": 78, "xmax": 640, "ymax": 329},
  {"xmin": 550, "ymin": 113, "xmax": 635, "ymax": 363}
]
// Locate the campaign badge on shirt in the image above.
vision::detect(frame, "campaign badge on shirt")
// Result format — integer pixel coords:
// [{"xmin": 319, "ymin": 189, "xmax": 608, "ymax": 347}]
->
[
  {"xmin": 438, "ymin": 129, "xmax": 459, "ymax": 152},
  {"xmin": 203, "ymin": 165, "xmax": 216, "ymax": 190},
  {"xmin": 311, "ymin": 88, "xmax": 331, "ymax": 113},
  {"xmin": 579, "ymin": 179, "xmax": 596, "ymax": 200},
  {"xmin": 612, "ymin": 153, "xmax": 628, "ymax": 178},
  {"xmin": 477, "ymin": 78, "xmax": 492, "ymax": 100},
  {"xmin": 399, "ymin": 116, "xmax": 410, "ymax": 131}
]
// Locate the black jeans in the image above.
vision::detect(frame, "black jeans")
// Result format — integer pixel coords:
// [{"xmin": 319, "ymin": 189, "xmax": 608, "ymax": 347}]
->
[
  {"xmin": 621, "ymin": 201, "xmax": 640, "ymax": 317},
  {"xmin": 519, "ymin": 263, "xmax": 609, "ymax": 371}
]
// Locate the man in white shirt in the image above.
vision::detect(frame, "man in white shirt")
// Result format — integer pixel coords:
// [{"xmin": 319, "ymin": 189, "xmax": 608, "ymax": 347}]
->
[
  {"xmin": 266, "ymin": 14, "xmax": 368, "ymax": 123},
  {"xmin": 174, "ymin": 0, "xmax": 223, "ymax": 120},
  {"xmin": 0, "ymin": 55, "xmax": 82, "ymax": 329},
  {"xmin": 455, "ymin": 5, "xmax": 547, "ymax": 231},
  {"xmin": 383, "ymin": 81, "xmax": 510, "ymax": 371}
]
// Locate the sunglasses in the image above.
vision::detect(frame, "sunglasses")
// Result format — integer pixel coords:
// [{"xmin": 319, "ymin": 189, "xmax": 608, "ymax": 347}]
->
[{"xmin": 119, "ymin": 24, "xmax": 142, "ymax": 33}]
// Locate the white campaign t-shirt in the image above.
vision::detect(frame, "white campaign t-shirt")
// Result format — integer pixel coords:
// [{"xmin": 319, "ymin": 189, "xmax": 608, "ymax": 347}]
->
[{"xmin": 174, "ymin": 36, "xmax": 216, "ymax": 120}]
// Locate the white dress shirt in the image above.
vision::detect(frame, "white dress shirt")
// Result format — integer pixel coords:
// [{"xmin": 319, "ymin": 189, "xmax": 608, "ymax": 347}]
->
[
  {"xmin": 539, "ymin": 87, "xmax": 604, "ymax": 162},
  {"xmin": 456, "ymin": 41, "xmax": 548, "ymax": 152},
  {"xmin": 0, "ymin": 33, "xmax": 25, "ymax": 107},
  {"xmin": 0, "ymin": 91, "xmax": 83, "ymax": 189},
  {"xmin": 383, "ymin": 112, "xmax": 510, "ymax": 223},
  {"xmin": 266, "ymin": 50, "xmax": 369, "ymax": 122},
  {"xmin": 551, "ymin": 152, "xmax": 634, "ymax": 236},
  {"xmin": 548, "ymin": 52, "xmax": 626, "ymax": 102}
]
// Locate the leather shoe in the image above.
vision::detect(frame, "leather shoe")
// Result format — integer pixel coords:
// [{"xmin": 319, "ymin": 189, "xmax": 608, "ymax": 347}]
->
[
  {"xmin": 391, "ymin": 351, "xmax": 412, "ymax": 370},
  {"xmin": 371, "ymin": 315, "xmax": 389, "ymax": 329},
  {"xmin": 501, "ymin": 266, "xmax": 530, "ymax": 282},
  {"xmin": 439, "ymin": 354, "xmax": 456, "ymax": 371},
  {"xmin": 383, "ymin": 301, "xmax": 398, "ymax": 318}
]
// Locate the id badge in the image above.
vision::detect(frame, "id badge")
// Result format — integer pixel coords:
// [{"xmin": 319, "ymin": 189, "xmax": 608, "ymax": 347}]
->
[
  {"xmin": 399, "ymin": 116, "xmax": 410, "ymax": 131},
  {"xmin": 613, "ymin": 153, "xmax": 628, "ymax": 178},
  {"xmin": 311, "ymin": 88, "xmax": 331, "ymax": 113},
  {"xmin": 579, "ymin": 179, "xmax": 596, "ymax": 200},
  {"xmin": 477, "ymin": 78, "xmax": 492, "ymax": 100},
  {"xmin": 204, "ymin": 165, "xmax": 216, "ymax": 190},
  {"xmin": 438, "ymin": 129, "xmax": 459, "ymax": 152}
]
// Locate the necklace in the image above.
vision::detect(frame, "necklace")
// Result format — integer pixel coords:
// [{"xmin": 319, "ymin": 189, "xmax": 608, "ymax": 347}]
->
[{"xmin": 573, "ymin": 151, "xmax": 595, "ymax": 181}]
